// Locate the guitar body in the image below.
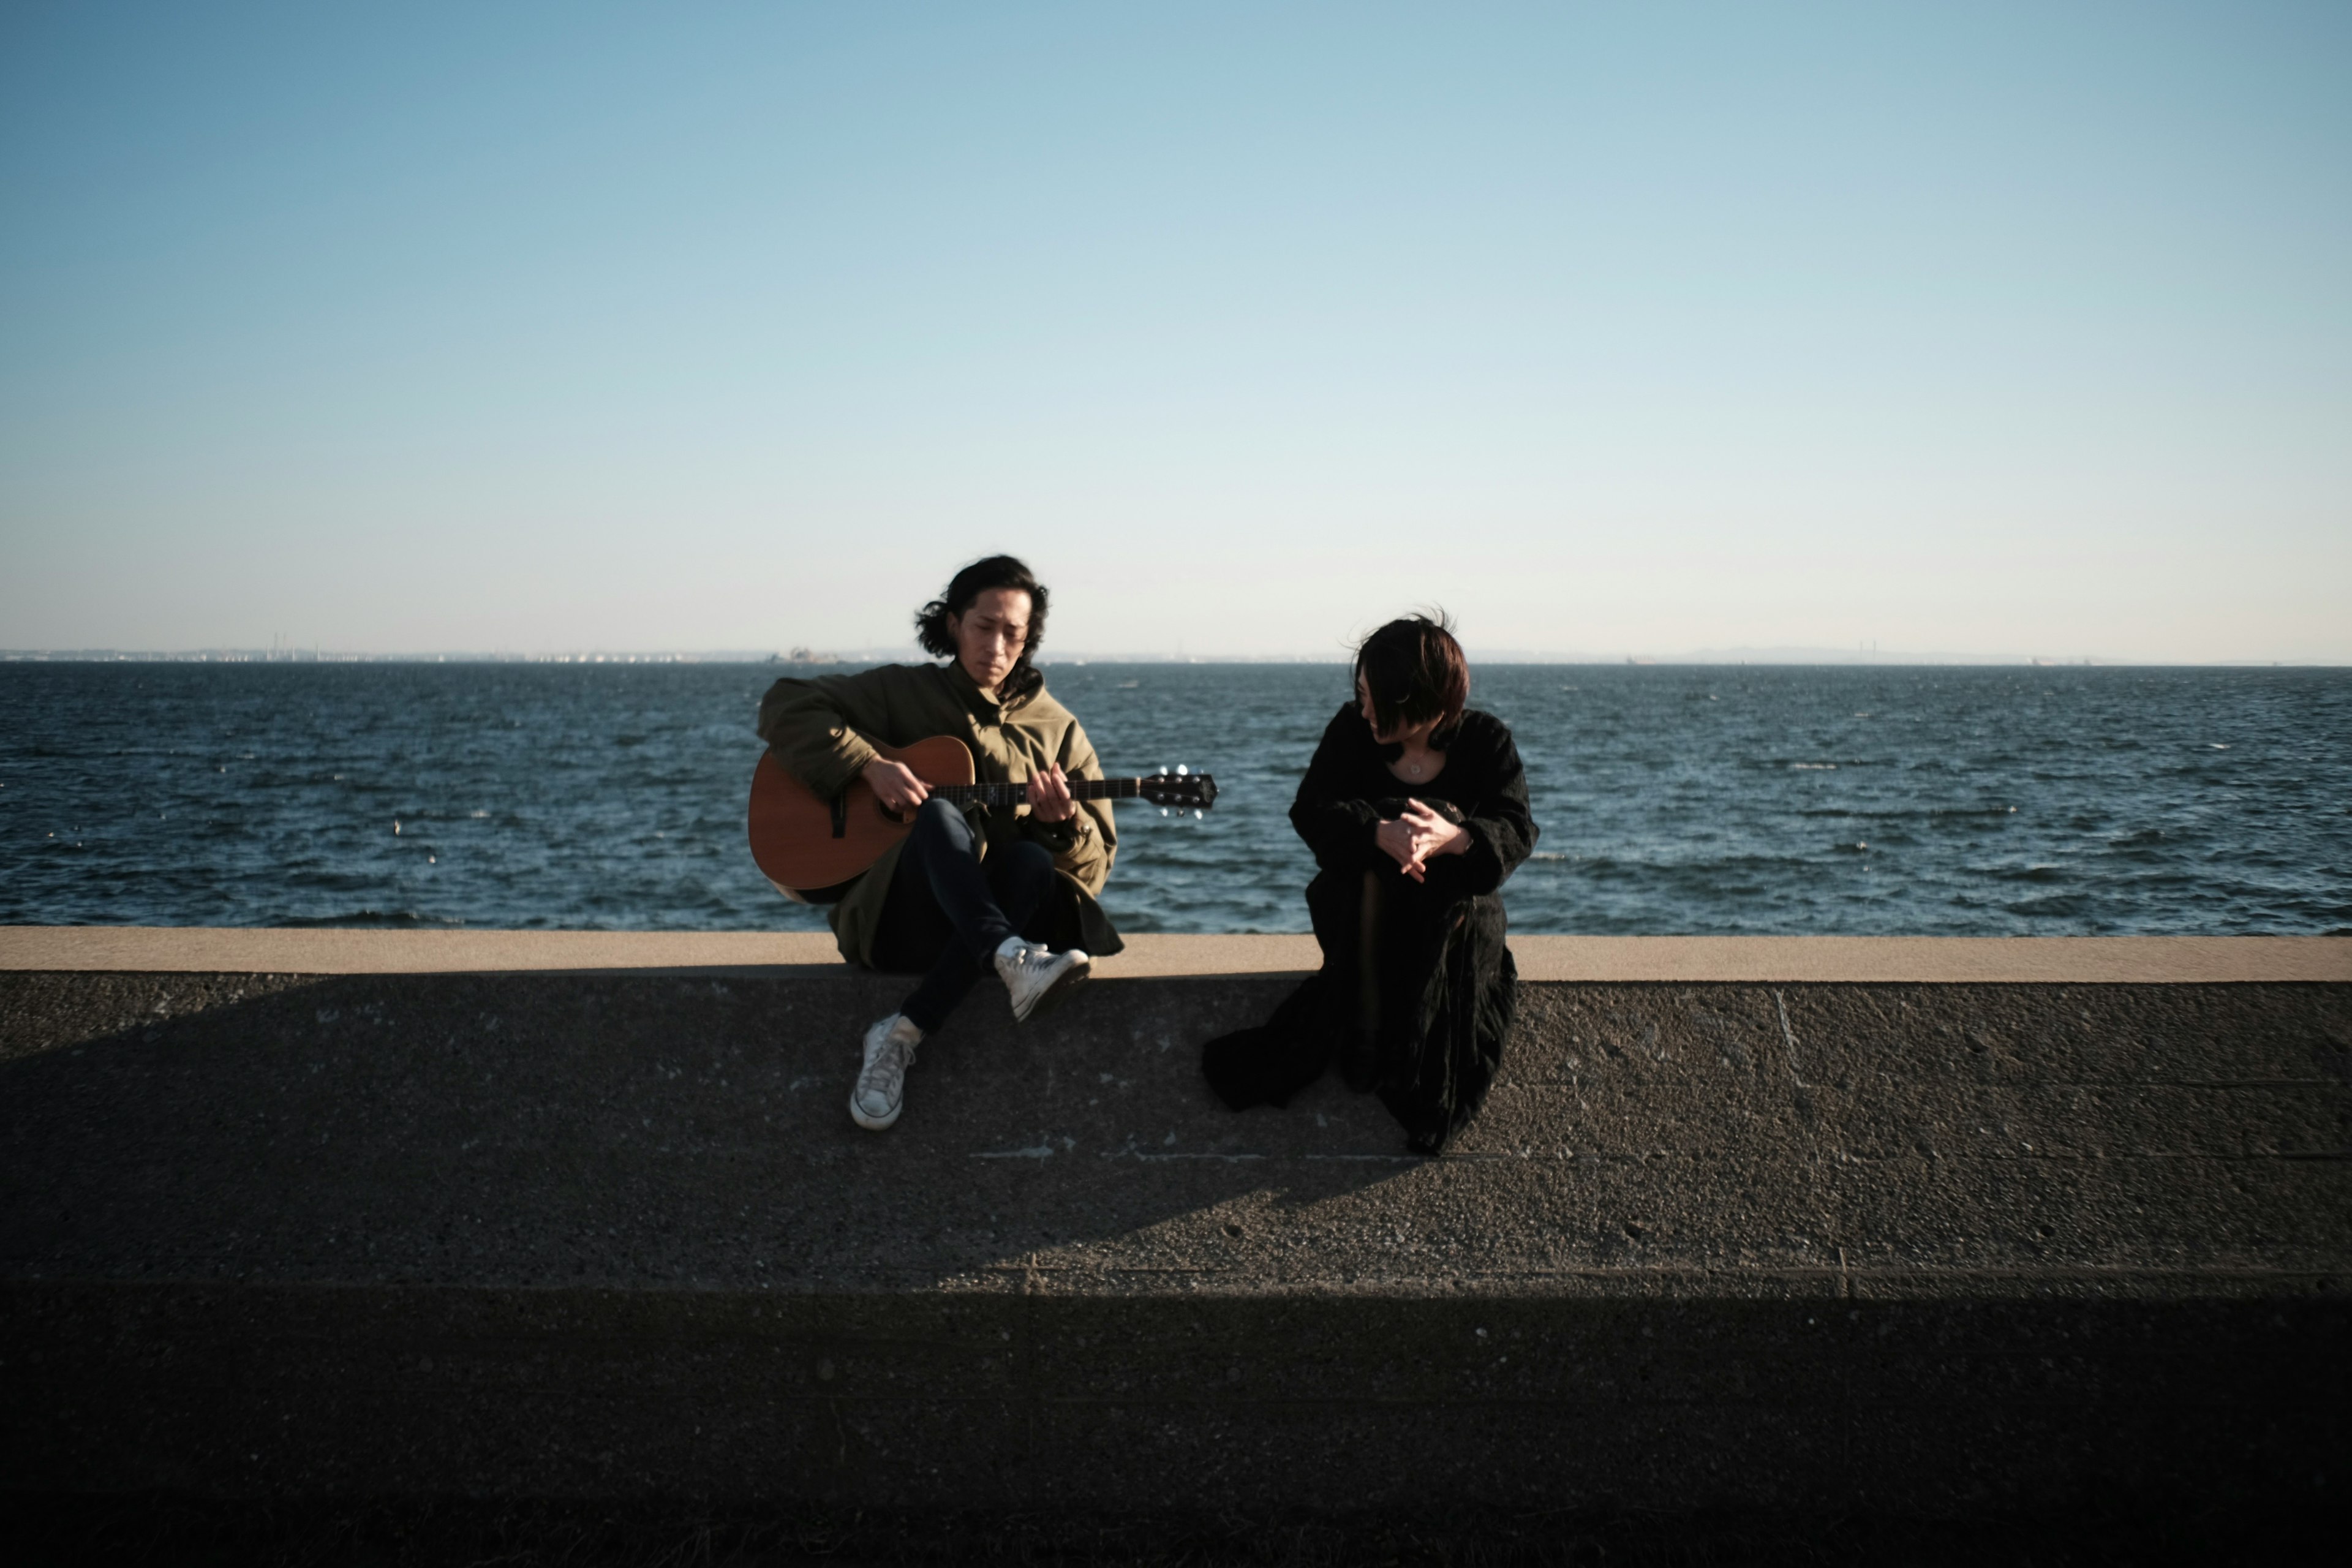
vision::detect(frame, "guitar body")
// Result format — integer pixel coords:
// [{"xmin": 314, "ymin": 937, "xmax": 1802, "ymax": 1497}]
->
[
  {"xmin": 748, "ymin": 734, "xmax": 1212, "ymax": 900},
  {"xmin": 748, "ymin": 735, "xmax": 976, "ymax": 894}
]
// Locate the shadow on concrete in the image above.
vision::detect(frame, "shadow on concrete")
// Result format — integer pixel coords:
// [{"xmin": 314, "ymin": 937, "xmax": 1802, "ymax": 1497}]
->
[
  {"xmin": 4, "ymin": 970, "xmax": 2348, "ymax": 1530},
  {"xmin": 0, "ymin": 969, "xmax": 1406, "ymax": 1292},
  {"xmin": 7, "ymin": 1490, "xmax": 2335, "ymax": 1567}
]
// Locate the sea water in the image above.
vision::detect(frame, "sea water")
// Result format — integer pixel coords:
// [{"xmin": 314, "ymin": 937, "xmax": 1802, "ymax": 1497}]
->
[{"xmin": 2, "ymin": 662, "xmax": 2346, "ymax": 935}]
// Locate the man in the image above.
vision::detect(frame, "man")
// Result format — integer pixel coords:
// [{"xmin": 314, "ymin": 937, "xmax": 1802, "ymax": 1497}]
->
[{"xmin": 758, "ymin": 556, "xmax": 1120, "ymax": 1131}]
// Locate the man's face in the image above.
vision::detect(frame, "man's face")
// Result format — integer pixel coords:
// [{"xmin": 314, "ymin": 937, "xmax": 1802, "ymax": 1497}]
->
[{"xmin": 949, "ymin": 587, "xmax": 1031, "ymax": 692}]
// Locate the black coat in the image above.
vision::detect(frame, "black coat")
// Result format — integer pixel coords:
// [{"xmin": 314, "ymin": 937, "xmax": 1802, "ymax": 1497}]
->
[{"xmin": 1202, "ymin": 704, "xmax": 1538, "ymax": 1153}]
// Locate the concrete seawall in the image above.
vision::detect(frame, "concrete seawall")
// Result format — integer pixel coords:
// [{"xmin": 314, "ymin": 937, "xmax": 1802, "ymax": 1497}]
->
[{"xmin": 3, "ymin": 930, "xmax": 2348, "ymax": 1551}]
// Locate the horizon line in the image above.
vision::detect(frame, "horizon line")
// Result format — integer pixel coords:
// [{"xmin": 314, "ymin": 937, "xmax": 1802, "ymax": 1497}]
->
[{"xmin": 3, "ymin": 647, "xmax": 2345, "ymax": 669}]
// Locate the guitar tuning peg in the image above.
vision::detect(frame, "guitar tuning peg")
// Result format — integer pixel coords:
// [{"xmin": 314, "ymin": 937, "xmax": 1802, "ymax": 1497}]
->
[
  {"xmin": 1194, "ymin": 810, "xmax": 1204, "ymax": 820},
  {"xmin": 1176, "ymin": 764, "xmax": 1188, "ymax": 775},
  {"xmin": 1160, "ymin": 807, "xmax": 1170, "ymax": 818}
]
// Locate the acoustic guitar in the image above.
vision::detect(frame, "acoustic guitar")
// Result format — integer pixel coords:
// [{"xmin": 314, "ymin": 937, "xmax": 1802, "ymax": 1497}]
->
[{"xmin": 748, "ymin": 735, "xmax": 1218, "ymax": 897}]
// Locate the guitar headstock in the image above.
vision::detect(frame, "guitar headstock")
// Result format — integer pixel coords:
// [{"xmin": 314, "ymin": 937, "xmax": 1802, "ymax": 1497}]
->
[{"xmin": 1139, "ymin": 767, "xmax": 1217, "ymax": 812}]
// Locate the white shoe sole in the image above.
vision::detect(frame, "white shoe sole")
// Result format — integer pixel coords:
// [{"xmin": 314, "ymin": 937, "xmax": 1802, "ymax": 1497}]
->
[
  {"xmin": 1011, "ymin": 951, "xmax": 1092, "ymax": 1023},
  {"xmin": 849, "ymin": 1093, "xmax": 902, "ymax": 1132}
]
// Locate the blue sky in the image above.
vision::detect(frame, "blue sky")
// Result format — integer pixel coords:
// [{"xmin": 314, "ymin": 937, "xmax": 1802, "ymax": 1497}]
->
[{"xmin": 2, "ymin": 2, "xmax": 2346, "ymax": 659}]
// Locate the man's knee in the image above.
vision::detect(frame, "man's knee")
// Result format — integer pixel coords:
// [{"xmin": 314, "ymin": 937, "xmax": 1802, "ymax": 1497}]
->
[{"xmin": 909, "ymin": 796, "xmax": 971, "ymax": 848}]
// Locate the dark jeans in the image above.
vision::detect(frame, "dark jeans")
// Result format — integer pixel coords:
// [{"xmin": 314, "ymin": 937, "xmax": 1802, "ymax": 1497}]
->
[{"xmin": 869, "ymin": 798, "xmax": 1056, "ymax": 1033}]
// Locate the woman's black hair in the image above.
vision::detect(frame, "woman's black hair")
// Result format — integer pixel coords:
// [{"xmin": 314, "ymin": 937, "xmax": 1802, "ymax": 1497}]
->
[
  {"xmin": 1355, "ymin": 612, "xmax": 1469, "ymax": 740},
  {"xmin": 916, "ymin": 555, "xmax": 1049, "ymax": 701}
]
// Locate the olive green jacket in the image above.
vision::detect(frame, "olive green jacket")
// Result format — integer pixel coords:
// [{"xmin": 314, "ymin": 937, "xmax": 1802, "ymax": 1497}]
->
[{"xmin": 756, "ymin": 662, "xmax": 1122, "ymax": 968}]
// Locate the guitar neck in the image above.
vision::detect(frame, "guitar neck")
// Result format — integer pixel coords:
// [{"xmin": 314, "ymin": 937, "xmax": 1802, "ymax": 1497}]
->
[{"xmin": 931, "ymin": 777, "xmax": 1153, "ymax": 809}]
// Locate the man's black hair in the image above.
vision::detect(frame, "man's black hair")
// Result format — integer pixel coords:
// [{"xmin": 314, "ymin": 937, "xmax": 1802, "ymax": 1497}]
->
[{"xmin": 916, "ymin": 555, "xmax": 1049, "ymax": 701}]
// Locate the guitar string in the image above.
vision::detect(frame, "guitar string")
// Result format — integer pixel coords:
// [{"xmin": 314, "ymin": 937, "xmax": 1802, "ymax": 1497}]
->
[{"xmin": 923, "ymin": 778, "xmax": 1200, "ymax": 805}]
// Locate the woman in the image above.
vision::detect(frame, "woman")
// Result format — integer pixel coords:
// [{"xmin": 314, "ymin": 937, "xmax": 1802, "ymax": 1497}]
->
[
  {"xmin": 1202, "ymin": 615, "xmax": 1535, "ymax": 1155},
  {"xmin": 759, "ymin": 556, "xmax": 1120, "ymax": 1133}
]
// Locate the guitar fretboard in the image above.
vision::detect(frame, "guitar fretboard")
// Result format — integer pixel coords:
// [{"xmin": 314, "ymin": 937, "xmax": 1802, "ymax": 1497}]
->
[{"xmin": 930, "ymin": 777, "xmax": 1165, "ymax": 809}]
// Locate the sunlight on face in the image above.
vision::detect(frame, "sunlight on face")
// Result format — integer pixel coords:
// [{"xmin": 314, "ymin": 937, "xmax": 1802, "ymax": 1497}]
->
[
  {"xmin": 1357, "ymin": 669, "xmax": 1448, "ymax": 747},
  {"xmin": 1357, "ymin": 671, "xmax": 1406, "ymax": 744},
  {"xmin": 949, "ymin": 587, "xmax": 1032, "ymax": 693}
]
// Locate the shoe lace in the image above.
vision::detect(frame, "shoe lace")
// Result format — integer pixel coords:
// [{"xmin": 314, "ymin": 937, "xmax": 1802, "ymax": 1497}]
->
[{"xmin": 860, "ymin": 1033, "xmax": 915, "ymax": 1096}]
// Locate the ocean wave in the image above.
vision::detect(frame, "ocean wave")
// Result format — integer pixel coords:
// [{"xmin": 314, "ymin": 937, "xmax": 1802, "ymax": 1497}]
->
[
  {"xmin": 2002, "ymin": 894, "xmax": 2089, "ymax": 917},
  {"xmin": 7, "ymin": 661, "xmax": 2349, "ymax": 935},
  {"xmin": 1793, "ymin": 805, "xmax": 2016, "ymax": 821},
  {"xmin": 1988, "ymin": 864, "xmax": 2070, "ymax": 883},
  {"xmin": 274, "ymin": 910, "xmax": 469, "ymax": 928}
]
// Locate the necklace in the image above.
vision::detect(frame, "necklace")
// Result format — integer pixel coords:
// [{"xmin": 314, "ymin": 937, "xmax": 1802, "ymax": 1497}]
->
[{"xmin": 1404, "ymin": 758, "xmax": 1425, "ymax": 778}]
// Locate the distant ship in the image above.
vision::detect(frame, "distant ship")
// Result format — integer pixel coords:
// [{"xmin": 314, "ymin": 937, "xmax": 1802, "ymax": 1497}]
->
[{"xmin": 770, "ymin": 646, "xmax": 840, "ymax": 666}]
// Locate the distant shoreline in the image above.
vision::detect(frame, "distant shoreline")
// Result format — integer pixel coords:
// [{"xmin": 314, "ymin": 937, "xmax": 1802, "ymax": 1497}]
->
[{"xmin": 2, "ymin": 650, "xmax": 2343, "ymax": 668}]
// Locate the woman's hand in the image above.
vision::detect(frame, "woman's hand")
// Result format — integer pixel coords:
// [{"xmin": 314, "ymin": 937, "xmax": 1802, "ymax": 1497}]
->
[
  {"xmin": 1401, "ymin": 799, "xmax": 1469, "ymax": 878},
  {"xmin": 1377, "ymin": 799, "xmax": 1469, "ymax": 882},
  {"xmin": 1374, "ymin": 816, "xmax": 1419, "ymax": 874},
  {"xmin": 1027, "ymin": 763, "xmax": 1076, "ymax": 823},
  {"xmin": 862, "ymin": 756, "xmax": 929, "ymax": 813}
]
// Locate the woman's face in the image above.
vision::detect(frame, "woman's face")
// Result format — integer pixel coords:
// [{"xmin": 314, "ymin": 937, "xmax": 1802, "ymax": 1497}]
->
[
  {"xmin": 948, "ymin": 587, "xmax": 1032, "ymax": 693},
  {"xmin": 1357, "ymin": 671, "xmax": 1436, "ymax": 746}
]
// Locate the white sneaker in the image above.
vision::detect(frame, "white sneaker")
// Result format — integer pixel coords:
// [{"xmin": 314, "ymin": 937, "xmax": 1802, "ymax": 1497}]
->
[
  {"xmin": 994, "ymin": 937, "xmax": 1091, "ymax": 1023},
  {"xmin": 850, "ymin": 1014, "xmax": 922, "ymax": 1131}
]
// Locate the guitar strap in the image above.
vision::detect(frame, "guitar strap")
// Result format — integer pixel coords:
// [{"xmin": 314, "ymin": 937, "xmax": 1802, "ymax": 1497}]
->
[{"xmin": 829, "ymin": 791, "xmax": 848, "ymax": 839}]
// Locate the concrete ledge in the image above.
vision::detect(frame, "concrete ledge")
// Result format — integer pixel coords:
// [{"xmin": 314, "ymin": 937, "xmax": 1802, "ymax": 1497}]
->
[
  {"xmin": 5, "ymin": 925, "xmax": 2347, "ymax": 982},
  {"xmin": 3, "ymin": 940, "xmax": 2347, "ymax": 1532}
]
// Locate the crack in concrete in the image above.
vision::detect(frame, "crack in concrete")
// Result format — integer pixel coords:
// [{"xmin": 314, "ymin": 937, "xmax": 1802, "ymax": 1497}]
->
[{"xmin": 1774, "ymin": 989, "xmax": 1807, "ymax": 1088}]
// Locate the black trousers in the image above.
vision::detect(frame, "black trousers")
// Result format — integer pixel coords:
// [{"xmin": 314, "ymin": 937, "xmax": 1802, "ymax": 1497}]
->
[
  {"xmin": 1200, "ymin": 861, "xmax": 1515, "ymax": 1156},
  {"xmin": 869, "ymin": 799, "xmax": 1056, "ymax": 1032}
]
